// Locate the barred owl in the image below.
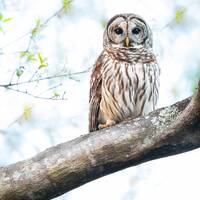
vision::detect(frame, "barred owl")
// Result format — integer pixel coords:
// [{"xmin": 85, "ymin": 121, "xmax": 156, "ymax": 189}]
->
[{"xmin": 89, "ymin": 13, "xmax": 160, "ymax": 132}]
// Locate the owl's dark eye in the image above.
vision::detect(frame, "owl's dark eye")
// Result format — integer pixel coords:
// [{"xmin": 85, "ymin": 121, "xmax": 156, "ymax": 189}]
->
[
  {"xmin": 114, "ymin": 27, "xmax": 123, "ymax": 35},
  {"xmin": 132, "ymin": 27, "xmax": 141, "ymax": 34}
]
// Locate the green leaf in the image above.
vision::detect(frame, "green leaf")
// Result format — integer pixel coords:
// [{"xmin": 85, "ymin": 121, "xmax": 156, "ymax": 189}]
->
[
  {"xmin": 27, "ymin": 54, "xmax": 37, "ymax": 61},
  {"xmin": 20, "ymin": 51, "xmax": 37, "ymax": 62},
  {"xmin": 38, "ymin": 52, "xmax": 43, "ymax": 64},
  {"xmin": 39, "ymin": 63, "xmax": 48, "ymax": 69},
  {"xmin": 37, "ymin": 52, "xmax": 48, "ymax": 68},
  {"xmin": 20, "ymin": 51, "xmax": 28, "ymax": 57},
  {"xmin": 31, "ymin": 28, "xmax": 38, "ymax": 36},
  {"xmin": 3, "ymin": 17, "xmax": 12, "ymax": 23},
  {"xmin": 22, "ymin": 105, "xmax": 32, "ymax": 121},
  {"xmin": 53, "ymin": 91, "xmax": 60, "ymax": 98},
  {"xmin": 26, "ymin": 52, "xmax": 37, "ymax": 61},
  {"xmin": 36, "ymin": 19, "xmax": 42, "ymax": 26},
  {"xmin": 62, "ymin": 0, "xmax": 71, "ymax": 13},
  {"xmin": 0, "ymin": 13, "xmax": 3, "ymax": 20},
  {"xmin": 175, "ymin": 7, "xmax": 186, "ymax": 23},
  {"xmin": 16, "ymin": 70, "xmax": 23, "ymax": 77},
  {"xmin": 31, "ymin": 19, "xmax": 44, "ymax": 36},
  {"xmin": 16, "ymin": 66, "xmax": 25, "ymax": 77}
]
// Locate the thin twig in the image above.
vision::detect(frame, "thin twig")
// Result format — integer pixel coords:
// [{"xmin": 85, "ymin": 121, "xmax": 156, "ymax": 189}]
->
[
  {"xmin": 0, "ymin": 32, "xmax": 30, "ymax": 49},
  {"xmin": 29, "ymin": 68, "xmax": 40, "ymax": 82},
  {"xmin": 0, "ymin": 67, "xmax": 91, "ymax": 88},
  {"xmin": 5, "ymin": 86, "xmax": 67, "ymax": 100},
  {"xmin": 0, "ymin": 6, "xmax": 64, "ymax": 50},
  {"xmin": 37, "ymin": 83, "xmax": 63, "ymax": 96}
]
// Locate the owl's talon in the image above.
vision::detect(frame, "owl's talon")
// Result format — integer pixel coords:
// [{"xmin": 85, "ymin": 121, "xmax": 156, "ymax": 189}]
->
[
  {"xmin": 123, "ymin": 117, "xmax": 133, "ymax": 122},
  {"xmin": 98, "ymin": 123, "xmax": 108, "ymax": 129},
  {"xmin": 98, "ymin": 120, "xmax": 116, "ymax": 130}
]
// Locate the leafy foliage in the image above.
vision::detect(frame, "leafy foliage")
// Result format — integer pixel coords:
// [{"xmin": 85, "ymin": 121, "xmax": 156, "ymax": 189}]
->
[
  {"xmin": 62, "ymin": 0, "xmax": 71, "ymax": 13},
  {"xmin": 38, "ymin": 53, "xmax": 48, "ymax": 69},
  {"xmin": 16, "ymin": 66, "xmax": 25, "ymax": 77},
  {"xmin": 0, "ymin": 12, "xmax": 12, "ymax": 32},
  {"xmin": 20, "ymin": 51, "xmax": 37, "ymax": 62},
  {"xmin": 22, "ymin": 104, "xmax": 32, "ymax": 121},
  {"xmin": 53, "ymin": 91, "xmax": 60, "ymax": 98},
  {"xmin": 31, "ymin": 19, "xmax": 45, "ymax": 37},
  {"xmin": 175, "ymin": 6, "xmax": 186, "ymax": 23}
]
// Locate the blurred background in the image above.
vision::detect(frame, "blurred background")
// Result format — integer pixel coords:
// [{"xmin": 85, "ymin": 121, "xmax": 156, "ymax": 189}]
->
[{"xmin": 0, "ymin": 0, "xmax": 200, "ymax": 199}]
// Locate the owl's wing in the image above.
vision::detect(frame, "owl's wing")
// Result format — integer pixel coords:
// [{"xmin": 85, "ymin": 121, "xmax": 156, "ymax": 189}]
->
[{"xmin": 89, "ymin": 54, "xmax": 103, "ymax": 132}]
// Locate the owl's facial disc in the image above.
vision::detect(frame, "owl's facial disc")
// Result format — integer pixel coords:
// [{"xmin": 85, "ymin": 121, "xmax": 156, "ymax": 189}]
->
[
  {"xmin": 105, "ymin": 14, "xmax": 152, "ymax": 49},
  {"xmin": 127, "ymin": 18, "xmax": 148, "ymax": 47},
  {"xmin": 107, "ymin": 17, "xmax": 127, "ymax": 47}
]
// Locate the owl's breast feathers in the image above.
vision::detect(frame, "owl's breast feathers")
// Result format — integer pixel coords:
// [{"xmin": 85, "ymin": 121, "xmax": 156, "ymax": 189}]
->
[
  {"xmin": 89, "ymin": 47, "xmax": 160, "ymax": 132},
  {"xmin": 105, "ymin": 46, "xmax": 156, "ymax": 64}
]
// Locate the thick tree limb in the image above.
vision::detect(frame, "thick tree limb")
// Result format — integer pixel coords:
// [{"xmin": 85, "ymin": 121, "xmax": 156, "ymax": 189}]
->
[{"xmin": 0, "ymin": 82, "xmax": 200, "ymax": 200}]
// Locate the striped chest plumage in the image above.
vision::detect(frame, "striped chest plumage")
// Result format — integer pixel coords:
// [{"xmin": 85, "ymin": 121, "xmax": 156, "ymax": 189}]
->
[{"xmin": 99, "ymin": 48, "xmax": 160, "ymax": 124}]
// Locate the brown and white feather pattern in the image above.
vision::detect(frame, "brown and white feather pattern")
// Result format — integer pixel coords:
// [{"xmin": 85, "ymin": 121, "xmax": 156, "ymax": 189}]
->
[{"xmin": 89, "ymin": 47, "xmax": 160, "ymax": 132}]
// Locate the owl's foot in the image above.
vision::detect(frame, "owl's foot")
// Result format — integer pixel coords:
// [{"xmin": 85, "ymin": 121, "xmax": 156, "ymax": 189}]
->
[
  {"xmin": 98, "ymin": 120, "xmax": 116, "ymax": 130},
  {"xmin": 123, "ymin": 117, "xmax": 134, "ymax": 122}
]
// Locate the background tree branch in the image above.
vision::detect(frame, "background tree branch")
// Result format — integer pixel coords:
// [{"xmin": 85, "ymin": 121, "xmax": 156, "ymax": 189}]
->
[
  {"xmin": 0, "ymin": 0, "xmax": 73, "ymax": 100},
  {"xmin": 0, "ymin": 81, "xmax": 199, "ymax": 200}
]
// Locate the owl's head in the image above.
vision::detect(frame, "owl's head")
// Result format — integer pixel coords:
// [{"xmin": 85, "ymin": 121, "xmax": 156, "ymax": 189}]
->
[{"xmin": 103, "ymin": 13, "xmax": 152, "ymax": 49}]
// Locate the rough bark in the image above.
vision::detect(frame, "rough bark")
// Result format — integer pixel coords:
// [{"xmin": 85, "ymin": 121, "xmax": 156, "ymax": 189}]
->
[{"xmin": 0, "ymin": 82, "xmax": 200, "ymax": 200}]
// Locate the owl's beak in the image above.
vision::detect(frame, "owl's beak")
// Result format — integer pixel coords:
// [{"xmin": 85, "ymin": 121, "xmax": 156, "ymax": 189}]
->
[{"xmin": 125, "ymin": 36, "xmax": 130, "ymax": 47}]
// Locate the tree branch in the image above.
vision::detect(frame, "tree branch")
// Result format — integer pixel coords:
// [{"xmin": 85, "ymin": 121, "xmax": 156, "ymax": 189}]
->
[{"xmin": 0, "ymin": 82, "xmax": 199, "ymax": 200}]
